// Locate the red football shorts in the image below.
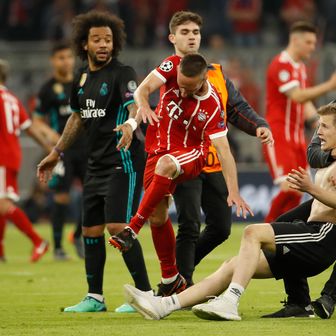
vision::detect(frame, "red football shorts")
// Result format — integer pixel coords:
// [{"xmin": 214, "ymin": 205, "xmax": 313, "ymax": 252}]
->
[
  {"xmin": 0, "ymin": 166, "xmax": 19, "ymax": 201},
  {"xmin": 144, "ymin": 148, "xmax": 206, "ymax": 192},
  {"xmin": 263, "ymin": 139, "xmax": 307, "ymax": 184}
]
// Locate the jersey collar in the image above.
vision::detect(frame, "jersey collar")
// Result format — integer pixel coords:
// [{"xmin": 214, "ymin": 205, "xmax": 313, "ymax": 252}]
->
[
  {"xmin": 281, "ymin": 51, "xmax": 300, "ymax": 69},
  {"xmin": 193, "ymin": 80, "xmax": 212, "ymax": 101}
]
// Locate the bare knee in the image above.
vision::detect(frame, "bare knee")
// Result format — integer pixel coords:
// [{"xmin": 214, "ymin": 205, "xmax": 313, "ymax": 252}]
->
[
  {"xmin": 242, "ymin": 224, "xmax": 260, "ymax": 241},
  {"xmin": 242, "ymin": 224, "xmax": 275, "ymax": 248},
  {"xmin": 155, "ymin": 155, "xmax": 178, "ymax": 178}
]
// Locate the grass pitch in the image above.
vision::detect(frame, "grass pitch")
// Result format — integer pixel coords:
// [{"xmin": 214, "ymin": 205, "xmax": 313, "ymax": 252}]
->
[{"xmin": 0, "ymin": 223, "xmax": 335, "ymax": 336}]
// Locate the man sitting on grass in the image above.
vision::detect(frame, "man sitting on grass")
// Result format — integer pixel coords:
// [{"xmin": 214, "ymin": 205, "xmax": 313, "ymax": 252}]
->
[{"xmin": 123, "ymin": 103, "xmax": 336, "ymax": 321}]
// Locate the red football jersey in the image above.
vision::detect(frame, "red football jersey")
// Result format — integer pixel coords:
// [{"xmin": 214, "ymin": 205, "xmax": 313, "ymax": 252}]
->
[
  {"xmin": 145, "ymin": 55, "xmax": 227, "ymax": 156},
  {"xmin": 0, "ymin": 86, "xmax": 31, "ymax": 171},
  {"xmin": 265, "ymin": 51, "xmax": 307, "ymax": 145}
]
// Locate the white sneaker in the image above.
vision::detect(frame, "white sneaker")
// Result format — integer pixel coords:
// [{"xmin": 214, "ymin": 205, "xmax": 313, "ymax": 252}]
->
[
  {"xmin": 123, "ymin": 284, "xmax": 170, "ymax": 320},
  {"xmin": 192, "ymin": 296, "xmax": 241, "ymax": 321}
]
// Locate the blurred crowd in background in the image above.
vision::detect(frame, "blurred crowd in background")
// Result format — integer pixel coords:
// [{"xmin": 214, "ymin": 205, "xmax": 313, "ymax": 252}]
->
[
  {"xmin": 1, "ymin": 0, "xmax": 336, "ymax": 223},
  {"xmin": 1, "ymin": 0, "xmax": 336, "ymax": 47}
]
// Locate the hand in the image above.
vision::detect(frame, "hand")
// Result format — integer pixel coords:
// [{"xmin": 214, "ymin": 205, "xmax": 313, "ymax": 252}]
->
[
  {"xmin": 286, "ymin": 166, "xmax": 313, "ymax": 193},
  {"xmin": 256, "ymin": 127, "xmax": 274, "ymax": 145},
  {"xmin": 227, "ymin": 193, "xmax": 254, "ymax": 219},
  {"xmin": 114, "ymin": 123, "xmax": 134, "ymax": 151},
  {"xmin": 36, "ymin": 151, "xmax": 59, "ymax": 183},
  {"xmin": 137, "ymin": 106, "xmax": 160, "ymax": 125}
]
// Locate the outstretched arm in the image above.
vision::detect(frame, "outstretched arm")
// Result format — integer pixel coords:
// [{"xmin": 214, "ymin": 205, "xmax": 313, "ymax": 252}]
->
[
  {"xmin": 285, "ymin": 71, "xmax": 336, "ymax": 103},
  {"xmin": 37, "ymin": 113, "xmax": 83, "ymax": 183},
  {"xmin": 134, "ymin": 72, "xmax": 164, "ymax": 125},
  {"xmin": 25, "ymin": 119, "xmax": 56, "ymax": 153},
  {"xmin": 211, "ymin": 135, "xmax": 253, "ymax": 218}
]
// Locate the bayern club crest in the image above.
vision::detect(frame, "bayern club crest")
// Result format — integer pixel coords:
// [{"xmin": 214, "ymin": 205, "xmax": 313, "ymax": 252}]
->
[
  {"xmin": 197, "ymin": 110, "xmax": 207, "ymax": 122},
  {"xmin": 159, "ymin": 60, "xmax": 173, "ymax": 72}
]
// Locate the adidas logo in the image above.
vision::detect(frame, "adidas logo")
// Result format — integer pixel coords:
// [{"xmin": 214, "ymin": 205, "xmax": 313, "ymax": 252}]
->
[{"xmin": 283, "ymin": 246, "xmax": 290, "ymax": 254}]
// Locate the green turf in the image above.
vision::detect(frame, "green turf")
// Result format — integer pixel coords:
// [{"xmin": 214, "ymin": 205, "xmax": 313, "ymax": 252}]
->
[{"xmin": 0, "ymin": 223, "xmax": 336, "ymax": 336}]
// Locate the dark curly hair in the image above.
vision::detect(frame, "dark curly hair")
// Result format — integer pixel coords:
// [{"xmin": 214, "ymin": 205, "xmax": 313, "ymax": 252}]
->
[{"xmin": 72, "ymin": 10, "xmax": 126, "ymax": 61}]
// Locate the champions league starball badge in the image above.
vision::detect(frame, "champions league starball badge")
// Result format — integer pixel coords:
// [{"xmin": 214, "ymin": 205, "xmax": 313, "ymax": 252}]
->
[
  {"xmin": 127, "ymin": 80, "xmax": 137, "ymax": 92},
  {"xmin": 159, "ymin": 60, "xmax": 173, "ymax": 72}
]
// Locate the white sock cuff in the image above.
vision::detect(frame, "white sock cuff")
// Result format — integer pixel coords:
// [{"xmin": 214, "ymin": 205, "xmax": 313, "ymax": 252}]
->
[
  {"xmin": 230, "ymin": 282, "xmax": 245, "ymax": 294},
  {"xmin": 87, "ymin": 293, "xmax": 104, "ymax": 302},
  {"xmin": 161, "ymin": 274, "xmax": 178, "ymax": 284}
]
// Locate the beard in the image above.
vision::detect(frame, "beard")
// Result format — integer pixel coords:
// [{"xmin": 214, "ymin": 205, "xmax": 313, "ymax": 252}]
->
[{"xmin": 88, "ymin": 49, "xmax": 112, "ymax": 67}]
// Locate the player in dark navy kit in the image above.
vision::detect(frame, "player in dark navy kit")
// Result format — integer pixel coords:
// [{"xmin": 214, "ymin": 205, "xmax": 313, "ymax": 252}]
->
[
  {"xmin": 37, "ymin": 11, "xmax": 151, "ymax": 313},
  {"xmin": 34, "ymin": 42, "xmax": 86, "ymax": 260}
]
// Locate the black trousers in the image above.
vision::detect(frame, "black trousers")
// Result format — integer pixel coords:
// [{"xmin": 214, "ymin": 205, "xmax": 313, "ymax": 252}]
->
[
  {"xmin": 174, "ymin": 171, "xmax": 231, "ymax": 285},
  {"xmin": 275, "ymin": 198, "xmax": 336, "ymax": 304}
]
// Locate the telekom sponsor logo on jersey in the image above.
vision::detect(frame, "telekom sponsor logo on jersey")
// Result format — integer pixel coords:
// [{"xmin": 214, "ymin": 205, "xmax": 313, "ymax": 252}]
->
[{"xmin": 80, "ymin": 99, "xmax": 106, "ymax": 119}]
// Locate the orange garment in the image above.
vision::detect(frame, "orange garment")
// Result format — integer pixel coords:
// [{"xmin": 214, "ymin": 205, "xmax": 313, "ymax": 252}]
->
[{"xmin": 202, "ymin": 64, "xmax": 228, "ymax": 173}]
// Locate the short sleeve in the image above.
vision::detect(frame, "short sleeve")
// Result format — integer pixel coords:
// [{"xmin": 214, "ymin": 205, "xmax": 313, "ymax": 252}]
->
[
  {"xmin": 206, "ymin": 107, "xmax": 228, "ymax": 140},
  {"xmin": 270, "ymin": 61, "xmax": 299, "ymax": 93},
  {"xmin": 118, "ymin": 65, "xmax": 138, "ymax": 108},
  {"xmin": 70, "ymin": 71, "xmax": 83, "ymax": 113},
  {"xmin": 152, "ymin": 55, "xmax": 180, "ymax": 84},
  {"xmin": 18, "ymin": 99, "xmax": 31, "ymax": 130}
]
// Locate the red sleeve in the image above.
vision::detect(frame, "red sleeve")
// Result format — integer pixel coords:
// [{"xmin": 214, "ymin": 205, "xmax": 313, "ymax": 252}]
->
[
  {"xmin": 18, "ymin": 98, "xmax": 31, "ymax": 130},
  {"xmin": 269, "ymin": 59, "xmax": 299, "ymax": 94},
  {"xmin": 152, "ymin": 55, "xmax": 180, "ymax": 83},
  {"xmin": 206, "ymin": 106, "xmax": 228, "ymax": 140}
]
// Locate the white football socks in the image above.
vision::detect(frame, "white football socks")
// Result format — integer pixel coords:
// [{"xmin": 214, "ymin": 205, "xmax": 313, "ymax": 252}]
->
[
  {"xmin": 222, "ymin": 282, "xmax": 245, "ymax": 305},
  {"xmin": 162, "ymin": 294, "xmax": 181, "ymax": 313}
]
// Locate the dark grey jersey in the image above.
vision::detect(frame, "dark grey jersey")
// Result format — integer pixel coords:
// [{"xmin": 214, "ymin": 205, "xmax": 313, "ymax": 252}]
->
[{"xmin": 71, "ymin": 59, "xmax": 145, "ymax": 176}]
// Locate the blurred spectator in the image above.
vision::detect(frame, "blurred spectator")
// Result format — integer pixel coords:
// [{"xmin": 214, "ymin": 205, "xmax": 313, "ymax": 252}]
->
[
  {"xmin": 239, "ymin": 64, "xmax": 261, "ymax": 114},
  {"xmin": 46, "ymin": 0, "xmax": 76, "ymax": 41},
  {"xmin": 227, "ymin": 0, "xmax": 262, "ymax": 47},
  {"xmin": 82, "ymin": 0, "xmax": 119, "ymax": 12},
  {"xmin": 189, "ymin": 0, "xmax": 232, "ymax": 45},
  {"xmin": 319, "ymin": 0, "xmax": 336, "ymax": 44},
  {"xmin": 22, "ymin": 180, "xmax": 52, "ymax": 223},
  {"xmin": 280, "ymin": 0, "xmax": 317, "ymax": 36}
]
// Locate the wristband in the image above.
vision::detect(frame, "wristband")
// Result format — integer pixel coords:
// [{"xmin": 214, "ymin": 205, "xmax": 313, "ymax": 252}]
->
[
  {"xmin": 53, "ymin": 147, "xmax": 64, "ymax": 158},
  {"xmin": 125, "ymin": 118, "xmax": 138, "ymax": 131}
]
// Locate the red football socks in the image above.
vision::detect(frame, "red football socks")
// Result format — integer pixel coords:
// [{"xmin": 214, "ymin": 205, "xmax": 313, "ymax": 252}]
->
[
  {"xmin": 150, "ymin": 218, "xmax": 178, "ymax": 278},
  {"xmin": 4, "ymin": 206, "xmax": 42, "ymax": 246},
  {"xmin": 129, "ymin": 174, "xmax": 172, "ymax": 234}
]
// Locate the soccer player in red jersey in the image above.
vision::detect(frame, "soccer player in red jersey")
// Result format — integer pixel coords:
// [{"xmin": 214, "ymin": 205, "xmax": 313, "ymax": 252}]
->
[
  {"xmin": 264, "ymin": 21, "xmax": 336, "ymax": 222},
  {"xmin": 110, "ymin": 54, "xmax": 252, "ymax": 295},
  {"xmin": 0, "ymin": 59, "xmax": 57, "ymax": 262}
]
